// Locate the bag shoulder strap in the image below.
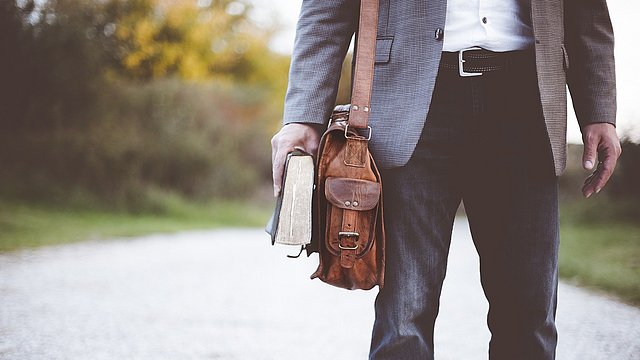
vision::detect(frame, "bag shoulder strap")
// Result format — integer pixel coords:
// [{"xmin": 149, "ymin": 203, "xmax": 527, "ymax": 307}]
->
[{"xmin": 348, "ymin": 0, "xmax": 379, "ymax": 130}]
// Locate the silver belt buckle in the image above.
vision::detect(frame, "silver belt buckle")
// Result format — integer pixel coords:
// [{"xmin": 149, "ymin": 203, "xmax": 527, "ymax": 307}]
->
[{"xmin": 459, "ymin": 47, "xmax": 483, "ymax": 77}]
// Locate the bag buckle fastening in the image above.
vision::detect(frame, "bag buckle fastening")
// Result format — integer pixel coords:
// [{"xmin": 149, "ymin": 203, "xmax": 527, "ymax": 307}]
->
[
  {"xmin": 344, "ymin": 124, "xmax": 372, "ymax": 141},
  {"xmin": 459, "ymin": 47, "xmax": 483, "ymax": 77},
  {"xmin": 338, "ymin": 231, "xmax": 360, "ymax": 250}
]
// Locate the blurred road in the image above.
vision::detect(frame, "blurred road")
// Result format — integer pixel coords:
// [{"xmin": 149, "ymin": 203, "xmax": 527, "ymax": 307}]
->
[{"xmin": 1, "ymin": 218, "xmax": 639, "ymax": 360}]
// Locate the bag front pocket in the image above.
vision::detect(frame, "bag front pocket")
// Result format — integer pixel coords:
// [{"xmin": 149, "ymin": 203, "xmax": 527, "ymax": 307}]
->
[{"xmin": 324, "ymin": 177, "xmax": 381, "ymax": 261}]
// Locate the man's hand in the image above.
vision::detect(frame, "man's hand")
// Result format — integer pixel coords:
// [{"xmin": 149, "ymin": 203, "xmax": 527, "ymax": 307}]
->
[
  {"xmin": 271, "ymin": 123, "xmax": 323, "ymax": 197},
  {"xmin": 581, "ymin": 123, "xmax": 622, "ymax": 198}
]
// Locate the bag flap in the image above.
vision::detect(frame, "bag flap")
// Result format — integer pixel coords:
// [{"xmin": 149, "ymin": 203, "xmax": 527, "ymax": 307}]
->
[{"xmin": 324, "ymin": 177, "xmax": 381, "ymax": 211}]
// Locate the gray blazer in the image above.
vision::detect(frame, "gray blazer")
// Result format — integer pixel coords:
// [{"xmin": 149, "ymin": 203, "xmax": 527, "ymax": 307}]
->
[{"xmin": 282, "ymin": 0, "xmax": 616, "ymax": 175}]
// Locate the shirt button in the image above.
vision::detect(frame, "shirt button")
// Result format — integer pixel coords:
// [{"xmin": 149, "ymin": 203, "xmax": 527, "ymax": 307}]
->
[
  {"xmin": 434, "ymin": 28, "xmax": 444, "ymax": 41},
  {"xmin": 482, "ymin": 17, "xmax": 488, "ymax": 24}
]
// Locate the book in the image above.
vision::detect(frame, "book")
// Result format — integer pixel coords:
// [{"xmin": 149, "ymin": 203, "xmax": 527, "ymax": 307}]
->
[{"xmin": 265, "ymin": 149, "xmax": 314, "ymax": 246}]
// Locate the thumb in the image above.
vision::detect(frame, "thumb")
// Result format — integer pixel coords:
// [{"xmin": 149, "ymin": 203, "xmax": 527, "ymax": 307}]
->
[{"xmin": 582, "ymin": 135, "xmax": 598, "ymax": 170}]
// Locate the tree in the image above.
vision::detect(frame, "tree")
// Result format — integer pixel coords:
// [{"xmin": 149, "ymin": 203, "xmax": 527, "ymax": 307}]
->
[
  {"xmin": 0, "ymin": 0, "xmax": 289, "ymax": 204},
  {"xmin": 100, "ymin": 0, "xmax": 281, "ymax": 82}
]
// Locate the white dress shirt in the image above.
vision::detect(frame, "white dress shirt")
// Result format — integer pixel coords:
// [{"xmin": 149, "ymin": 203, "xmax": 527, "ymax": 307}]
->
[{"xmin": 443, "ymin": 0, "xmax": 535, "ymax": 52}]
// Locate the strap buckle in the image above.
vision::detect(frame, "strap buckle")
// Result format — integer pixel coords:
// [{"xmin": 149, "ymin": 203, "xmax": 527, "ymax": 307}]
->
[
  {"xmin": 338, "ymin": 231, "xmax": 359, "ymax": 250},
  {"xmin": 459, "ymin": 47, "xmax": 483, "ymax": 77},
  {"xmin": 344, "ymin": 124, "xmax": 372, "ymax": 141}
]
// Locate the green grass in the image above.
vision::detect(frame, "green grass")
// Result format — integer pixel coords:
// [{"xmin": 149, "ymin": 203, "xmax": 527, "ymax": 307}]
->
[
  {"xmin": 559, "ymin": 221, "xmax": 640, "ymax": 306},
  {"xmin": 0, "ymin": 199, "xmax": 271, "ymax": 252}
]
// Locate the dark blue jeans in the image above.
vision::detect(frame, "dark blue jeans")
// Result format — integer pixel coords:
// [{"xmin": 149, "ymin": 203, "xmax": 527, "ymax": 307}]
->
[{"xmin": 369, "ymin": 51, "xmax": 559, "ymax": 360}]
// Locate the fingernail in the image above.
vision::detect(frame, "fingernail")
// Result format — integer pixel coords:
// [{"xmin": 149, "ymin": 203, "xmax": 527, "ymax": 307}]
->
[
  {"xmin": 595, "ymin": 187, "xmax": 601, "ymax": 194},
  {"xmin": 584, "ymin": 160, "xmax": 594, "ymax": 169},
  {"xmin": 274, "ymin": 187, "xmax": 280, "ymax": 197}
]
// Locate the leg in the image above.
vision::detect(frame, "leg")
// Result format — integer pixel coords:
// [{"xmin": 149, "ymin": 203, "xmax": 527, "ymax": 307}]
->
[
  {"xmin": 369, "ymin": 70, "xmax": 468, "ymax": 360},
  {"xmin": 464, "ymin": 166, "xmax": 559, "ymax": 360},
  {"xmin": 463, "ymin": 55, "xmax": 559, "ymax": 359},
  {"xmin": 369, "ymin": 145, "xmax": 461, "ymax": 360}
]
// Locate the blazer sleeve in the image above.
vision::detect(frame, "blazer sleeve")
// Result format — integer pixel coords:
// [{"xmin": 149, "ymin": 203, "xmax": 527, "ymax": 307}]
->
[
  {"xmin": 282, "ymin": 0, "xmax": 359, "ymax": 126},
  {"xmin": 564, "ymin": 0, "xmax": 616, "ymax": 128}
]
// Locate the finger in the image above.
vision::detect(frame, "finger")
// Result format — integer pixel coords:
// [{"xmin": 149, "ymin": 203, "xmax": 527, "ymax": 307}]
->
[
  {"xmin": 293, "ymin": 145, "xmax": 307, "ymax": 154},
  {"xmin": 582, "ymin": 152, "xmax": 616, "ymax": 198},
  {"xmin": 582, "ymin": 165, "xmax": 601, "ymax": 198},
  {"xmin": 304, "ymin": 140, "xmax": 319, "ymax": 158},
  {"xmin": 583, "ymin": 170, "xmax": 597, "ymax": 186},
  {"xmin": 271, "ymin": 134, "xmax": 279, "ymax": 165},
  {"xmin": 270, "ymin": 135, "xmax": 281, "ymax": 195},
  {"xmin": 592, "ymin": 150, "xmax": 617, "ymax": 193},
  {"xmin": 272, "ymin": 148, "xmax": 287, "ymax": 197},
  {"xmin": 582, "ymin": 134, "xmax": 598, "ymax": 170},
  {"xmin": 304, "ymin": 131, "xmax": 322, "ymax": 157}
]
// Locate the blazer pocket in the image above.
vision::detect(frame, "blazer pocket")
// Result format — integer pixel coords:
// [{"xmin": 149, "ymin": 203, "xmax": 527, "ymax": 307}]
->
[
  {"xmin": 561, "ymin": 44, "xmax": 569, "ymax": 71},
  {"xmin": 375, "ymin": 36, "xmax": 394, "ymax": 64}
]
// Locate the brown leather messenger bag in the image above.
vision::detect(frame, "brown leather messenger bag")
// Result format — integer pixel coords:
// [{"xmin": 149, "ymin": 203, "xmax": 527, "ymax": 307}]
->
[{"xmin": 310, "ymin": 0, "xmax": 385, "ymax": 290}]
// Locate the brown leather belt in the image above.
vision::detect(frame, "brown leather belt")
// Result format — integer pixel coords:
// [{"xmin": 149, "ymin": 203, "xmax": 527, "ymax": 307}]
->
[{"xmin": 440, "ymin": 47, "xmax": 532, "ymax": 77}]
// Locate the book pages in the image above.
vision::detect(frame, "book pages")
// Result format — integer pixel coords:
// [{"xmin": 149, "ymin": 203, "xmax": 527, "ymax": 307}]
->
[{"xmin": 275, "ymin": 155, "xmax": 314, "ymax": 246}]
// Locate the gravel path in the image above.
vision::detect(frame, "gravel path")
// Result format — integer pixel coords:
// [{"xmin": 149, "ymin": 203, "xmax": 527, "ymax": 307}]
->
[{"xmin": 1, "ymin": 218, "xmax": 638, "ymax": 360}]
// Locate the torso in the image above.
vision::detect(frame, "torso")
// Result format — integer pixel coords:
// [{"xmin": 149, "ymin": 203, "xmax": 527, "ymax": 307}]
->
[{"xmin": 443, "ymin": 0, "xmax": 535, "ymax": 51}]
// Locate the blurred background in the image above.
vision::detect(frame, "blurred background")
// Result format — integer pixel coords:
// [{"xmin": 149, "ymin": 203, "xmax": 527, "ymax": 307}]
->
[{"xmin": 0, "ymin": 0, "xmax": 638, "ymax": 308}]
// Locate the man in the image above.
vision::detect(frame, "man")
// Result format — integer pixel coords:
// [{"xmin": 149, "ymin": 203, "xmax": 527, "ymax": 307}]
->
[{"xmin": 271, "ymin": 0, "xmax": 621, "ymax": 358}]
